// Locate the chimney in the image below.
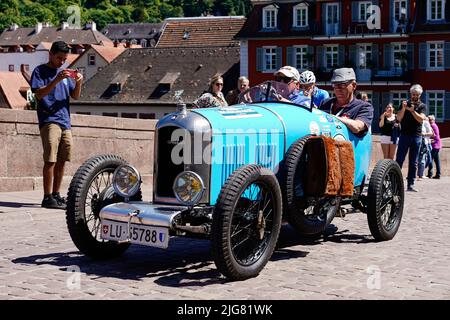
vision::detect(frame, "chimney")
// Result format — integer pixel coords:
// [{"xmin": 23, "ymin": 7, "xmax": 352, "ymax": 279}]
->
[
  {"xmin": 35, "ymin": 22, "xmax": 43, "ymax": 34},
  {"xmin": 61, "ymin": 22, "xmax": 69, "ymax": 30},
  {"xmin": 10, "ymin": 23, "xmax": 19, "ymax": 31},
  {"xmin": 86, "ymin": 21, "xmax": 97, "ymax": 31}
]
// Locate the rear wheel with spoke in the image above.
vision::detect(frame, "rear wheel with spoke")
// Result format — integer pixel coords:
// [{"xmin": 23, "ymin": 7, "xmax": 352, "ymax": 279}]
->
[
  {"xmin": 211, "ymin": 165, "xmax": 282, "ymax": 280},
  {"xmin": 66, "ymin": 154, "xmax": 142, "ymax": 259},
  {"xmin": 367, "ymin": 160, "xmax": 404, "ymax": 241}
]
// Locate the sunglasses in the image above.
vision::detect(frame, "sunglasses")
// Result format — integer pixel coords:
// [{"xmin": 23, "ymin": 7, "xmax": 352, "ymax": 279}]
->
[
  {"xmin": 332, "ymin": 81, "xmax": 353, "ymax": 89},
  {"xmin": 276, "ymin": 76, "xmax": 294, "ymax": 84},
  {"xmin": 215, "ymin": 82, "xmax": 224, "ymax": 87}
]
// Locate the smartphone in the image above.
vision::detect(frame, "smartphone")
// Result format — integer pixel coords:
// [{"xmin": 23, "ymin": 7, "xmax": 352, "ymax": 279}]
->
[{"xmin": 66, "ymin": 69, "xmax": 78, "ymax": 79}]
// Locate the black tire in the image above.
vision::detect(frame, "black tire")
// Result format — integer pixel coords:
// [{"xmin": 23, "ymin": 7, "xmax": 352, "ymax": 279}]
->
[
  {"xmin": 66, "ymin": 154, "xmax": 142, "ymax": 259},
  {"xmin": 367, "ymin": 159, "xmax": 404, "ymax": 241},
  {"xmin": 281, "ymin": 137, "xmax": 340, "ymax": 236},
  {"xmin": 211, "ymin": 165, "xmax": 282, "ymax": 281}
]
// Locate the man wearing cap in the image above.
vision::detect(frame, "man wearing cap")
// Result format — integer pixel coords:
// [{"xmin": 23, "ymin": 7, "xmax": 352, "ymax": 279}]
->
[
  {"xmin": 319, "ymin": 67, "xmax": 373, "ymax": 137},
  {"xmin": 31, "ymin": 41, "xmax": 84, "ymax": 210},
  {"xmin": 274, "ymin": 66, "xmax": 311, "ymax": 106}
]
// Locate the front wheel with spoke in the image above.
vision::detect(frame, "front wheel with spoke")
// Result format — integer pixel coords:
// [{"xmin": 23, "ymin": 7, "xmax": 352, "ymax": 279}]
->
[
  {"xmin": 66, "ymin": 154, "xmax": 142, "ymax": 259},
  {"xmin": 367, "ymin": 159, "xmax": 404, "ymax": 241},
  {"xmin": 211, "ymin": 165, "xmax": 282, "ymax": 281}
]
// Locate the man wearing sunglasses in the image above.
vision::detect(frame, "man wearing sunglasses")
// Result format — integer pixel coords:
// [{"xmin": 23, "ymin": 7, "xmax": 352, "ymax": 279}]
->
[
  {"xmin": 319, "ymin": 67, "xmax": 373, "ymax": 137},
  {"xmin": 274, "ymin": 66, "xmax": 311, "ymax": 106}
]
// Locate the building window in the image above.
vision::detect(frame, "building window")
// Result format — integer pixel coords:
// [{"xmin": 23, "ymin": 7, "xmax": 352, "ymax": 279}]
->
[
  {"xmin": 139, "ymin": 113, "xmax": 156, "ymax": 119},
  {"xmin": 392, "ymin": 43, "xmax": 407, "ymax": 68},
  {"xmin": 103, "ymin": 112, "xmax": 118, "ymax": 117},
  {"xmin": 293, "ymin": 3, "xmax": 308, "ymax": 28},
  {"xmin": 358, "ymin": 44, "xmax": 372, "ymax": 69},
  {"xmin": 264, "ymin": 47, "xmax": 277, "ymax": 72},
  {"xmin": 427, "ymin": 0, "xmax": 445, "ymax": 21},
  {"xmin": 88, "ymin": 54, "xmax": 96, "ymax": 66},
  {"xmin": 140, "ymin": 39, "xmax": 148, "ymax": 47},
  {"xmin": 122, "ymin": 113, "xmax": 137, "ymax": 118},
  {"xmin": 358, "ymin": 1, "xmax": 372, "ymax": 22},
  {"xmin": 427, "ymin": 91, "xmax": 445, "ymax": 121},
  {"xmin": 428, "ymin": 42, "xmax": 444, "ymax": 69},
  {"xmin": 391, "ymin": 91, "xmax": 408, "ymax": 110},
  {"xmin": 295, "ymin": 46, "xmax": 309, "ymax": 71},
  {"xmin": 394, "ymin": 0, "xmax": 408, "ymax": 22},
  {"xmin": 9, "ymin": 65, "xmax": 14, "ymax": 72},
  {"xmin": 78, "ymin": 67, "xmax": 86, "ymax": 76},
  {"xmin": 263, "ymin": 5, "xmax": 278, "ymax": 29},
  {"xmin": 325, "ymin": 45, "xmax": 339, "ymax": 70}
]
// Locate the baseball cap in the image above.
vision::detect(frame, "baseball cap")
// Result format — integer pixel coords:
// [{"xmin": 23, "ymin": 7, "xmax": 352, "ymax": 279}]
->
[
  {"xmin": 274, "ymin": 66, "xmax": 300, "ymax": 82},
  {"xmin": 330, "ymin": 67, "xmax": 356, "ymax": 83}
]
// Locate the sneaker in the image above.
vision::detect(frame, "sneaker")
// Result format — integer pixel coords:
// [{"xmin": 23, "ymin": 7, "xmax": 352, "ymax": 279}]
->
[
  {"xmin": 432, "ymin": 176, "xmax": 441, "ymax": 179},
  {"xmin": 41, "ymin": 195, "xmax": 66, "ymax": 210},
  {"xmin": 52, "ymin": 192, "xmax": 66, "ymax": 204},
  {"xmin": 407, "ymin": 185, "xmax": 419, "ymax": 192}
]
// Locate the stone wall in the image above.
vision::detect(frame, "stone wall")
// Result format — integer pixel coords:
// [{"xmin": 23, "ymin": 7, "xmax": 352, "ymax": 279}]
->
[
  {"xmin": 0, "ymin": 108, "xmax": 449, "ymax": 192},
  {"xmin": 0, "ymin": 109, "xmax": 155, "ymax": 192}
]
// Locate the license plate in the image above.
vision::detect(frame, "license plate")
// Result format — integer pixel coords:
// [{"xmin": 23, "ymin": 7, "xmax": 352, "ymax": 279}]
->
[{"xmin": 101, "ymin": 220, "xmax": 169, "ymax": 249}]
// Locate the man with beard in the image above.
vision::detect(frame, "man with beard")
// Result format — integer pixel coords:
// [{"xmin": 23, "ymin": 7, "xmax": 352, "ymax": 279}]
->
[{"xmin": 395, "ymin": 84, "xmax": 427, "ymax": 192}]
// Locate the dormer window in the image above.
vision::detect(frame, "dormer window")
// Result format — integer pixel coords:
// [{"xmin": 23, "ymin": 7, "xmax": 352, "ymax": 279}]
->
[
  {"xmin": 263, "ymin": 5, "xmax": 278, "ymax": 29},
  {"xmin": 427, "ymin": 0, "xmax": 445, "ymax": 21},
  {"xmin": 293, "ymin": 3, "xmax": 308, "ymax": 28}
]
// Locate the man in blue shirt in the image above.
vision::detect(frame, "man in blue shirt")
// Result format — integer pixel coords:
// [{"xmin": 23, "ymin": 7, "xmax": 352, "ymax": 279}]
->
[
  {"xmin": 298, "ymin": 70, "xmax": 330, "ymax": 107},
  {"xmin": 319, "ymin": 68, "xmax": 373, "ymax": 137},
  {"xmin": 31, "ymin": 41, "xmax": 83, "ymax": 209}
]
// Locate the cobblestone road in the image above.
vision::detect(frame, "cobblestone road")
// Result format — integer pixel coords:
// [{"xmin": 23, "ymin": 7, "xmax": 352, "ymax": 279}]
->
[{"xmin": 1, "ymin": 178, "xmax": 449, "ymax": 300}]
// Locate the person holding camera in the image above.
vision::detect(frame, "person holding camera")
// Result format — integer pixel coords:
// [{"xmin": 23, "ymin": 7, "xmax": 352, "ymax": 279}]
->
[
  {"xmin": 395, "ymin": 84, "xmax": 427, "ymax": 192},
  {"xmin": 31, "ymin": 41, "xmax": 84, "ymax": 209},
  {"xmin": 379, "ymin": 103, "xmax": 399, "ymax": 160}
]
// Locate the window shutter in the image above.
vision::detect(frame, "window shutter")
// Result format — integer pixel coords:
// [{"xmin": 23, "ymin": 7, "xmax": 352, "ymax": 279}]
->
[
  {"xmin": 308, "ymin": 46, "xmax": 314, "ymax": 69},
  {"xmin": 382, "ymin": 91, "xmax": 392, "ymax": 110},
  {"xmin": 390, "ymin": 0, "xmax": 395, "ymax": 32},
  {"xmin": 384, "ymin": 44, "xmax": 392, "ymax": 69},
  {"xmin": 445, "ymin": 42, "xmax": 450, "ymax": 69},
  {"xmin": 407, "ymin": 43, "xmax": 414, "ymax": 70},
  {"xmin": 276, "ymin": 47, "xmax": 283, "ymax": 70},
  {"xmin": 287, "ymin": 46, "xmax": 295, "ymax": 67},
  {"xmin": 352, "ymin": 2, "xmax": 359, "ymax": 22},
  {"xmin": 256, "ymin": 48, "xmax": 264, "ymax": 72},
  {"xmin": 322, "ymin": 3, "xmax": 326, "ymax": 33},
  {"xmin": 419, "ymin": 43, "xmax": 427, "ymax": 69},
  {"xmin": 372, "ymin": 44, "xmax": 379, "ymax": 68},
  {"xmin": 371, "ymin": 92, "xmax": 381, "ymax": 133},
  {"xmin": 316, "ymin": 46, "xmax": 325, "ymax": 69},
  {"xmin": 349, "ymin": 45, "xmax": 357, "ymax": 67},
  {"xmin": 339, "ymin": 45, "xmax": 345, "ymax": 66},
  {"xmin": 445, "ymin": 92, "xmax": 450, "ymax": 120}
]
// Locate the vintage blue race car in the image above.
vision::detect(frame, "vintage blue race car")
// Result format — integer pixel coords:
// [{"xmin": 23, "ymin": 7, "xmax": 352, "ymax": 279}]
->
[{"xmin": 66, "ymin": 81, "xmax": 404, "ymax": 280}]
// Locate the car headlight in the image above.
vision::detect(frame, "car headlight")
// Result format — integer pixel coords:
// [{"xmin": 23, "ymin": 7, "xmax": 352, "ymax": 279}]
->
[
  {"xmin": 112, "ymin": 165, "xmax": 141, "ymax": 198},
  {"xmin": 173, "ymin": 171, "xmax": 205, "ymax": 206}
]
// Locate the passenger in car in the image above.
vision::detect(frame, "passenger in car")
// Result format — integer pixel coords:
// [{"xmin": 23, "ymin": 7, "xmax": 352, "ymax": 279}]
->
[
  {"xmin": 193, "ymin": 74, "xmax": 228, "ymax": 108},
  {"xmin": 319, "ymin": 68, "xmax": 374, "ymax": 137},
  {"xmin": 274, "ymin": 66, "xmax": 311, "ymax": 106}
]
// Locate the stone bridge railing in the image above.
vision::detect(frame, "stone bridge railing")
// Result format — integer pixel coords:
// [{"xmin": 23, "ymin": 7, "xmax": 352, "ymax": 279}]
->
[{"xmin": 1, "ymin": 108, "xmax": 448, "ymax": 192}]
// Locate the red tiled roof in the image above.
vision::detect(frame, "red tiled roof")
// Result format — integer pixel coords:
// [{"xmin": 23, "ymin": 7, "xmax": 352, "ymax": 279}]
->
[
  {"xmin": 157, "ymin": 16, "xmax": 246, "ymax": 48},
  {"xmin": 91, "ymin": 44, "xmax": 126, "ymax": 63},
  {"xmin": 0, "ymin": 72, "xmax": 29, "ymax": 109}
]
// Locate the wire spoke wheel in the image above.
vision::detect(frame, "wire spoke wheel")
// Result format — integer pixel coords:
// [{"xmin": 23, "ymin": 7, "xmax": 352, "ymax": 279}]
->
[
  {"xmin": 211, "ymin": 165, "xmax": 282, "ymax": 281},
  {"xmin": 367, "ymin": 159, "xmax": 404, "ymax": 241}
]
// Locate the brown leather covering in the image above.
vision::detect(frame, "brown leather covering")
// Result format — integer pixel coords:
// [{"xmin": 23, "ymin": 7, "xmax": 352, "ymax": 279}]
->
[
  {"xmin": 336, "ymin": 141, "xmax": 355, "ymax": 197},
  {"xmin": 303, "ymin": 136, "xmax": 354, "ymax": 197}
]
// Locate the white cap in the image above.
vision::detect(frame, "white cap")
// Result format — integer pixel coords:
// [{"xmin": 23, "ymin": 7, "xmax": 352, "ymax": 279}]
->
[{"xmin": 274, "ymin": 66, "xmax": 300, "ymax": 82}]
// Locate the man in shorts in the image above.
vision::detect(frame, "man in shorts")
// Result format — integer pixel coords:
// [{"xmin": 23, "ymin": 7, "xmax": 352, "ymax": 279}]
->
[{"xmin": 31, "ymin": 41, "xmax": 84, "ymax": 209}]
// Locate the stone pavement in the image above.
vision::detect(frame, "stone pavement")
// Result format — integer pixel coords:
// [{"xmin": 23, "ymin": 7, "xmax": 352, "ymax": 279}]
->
[{"xmin": 0, "ymin": 178, "xmax": 449, "ymax": 300}]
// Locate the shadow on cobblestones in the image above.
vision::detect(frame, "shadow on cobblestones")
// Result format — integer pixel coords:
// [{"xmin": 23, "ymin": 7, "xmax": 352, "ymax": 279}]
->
[{"xmin": 0, "ymin": 201, "xmax": 40, "ymax": 210}]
